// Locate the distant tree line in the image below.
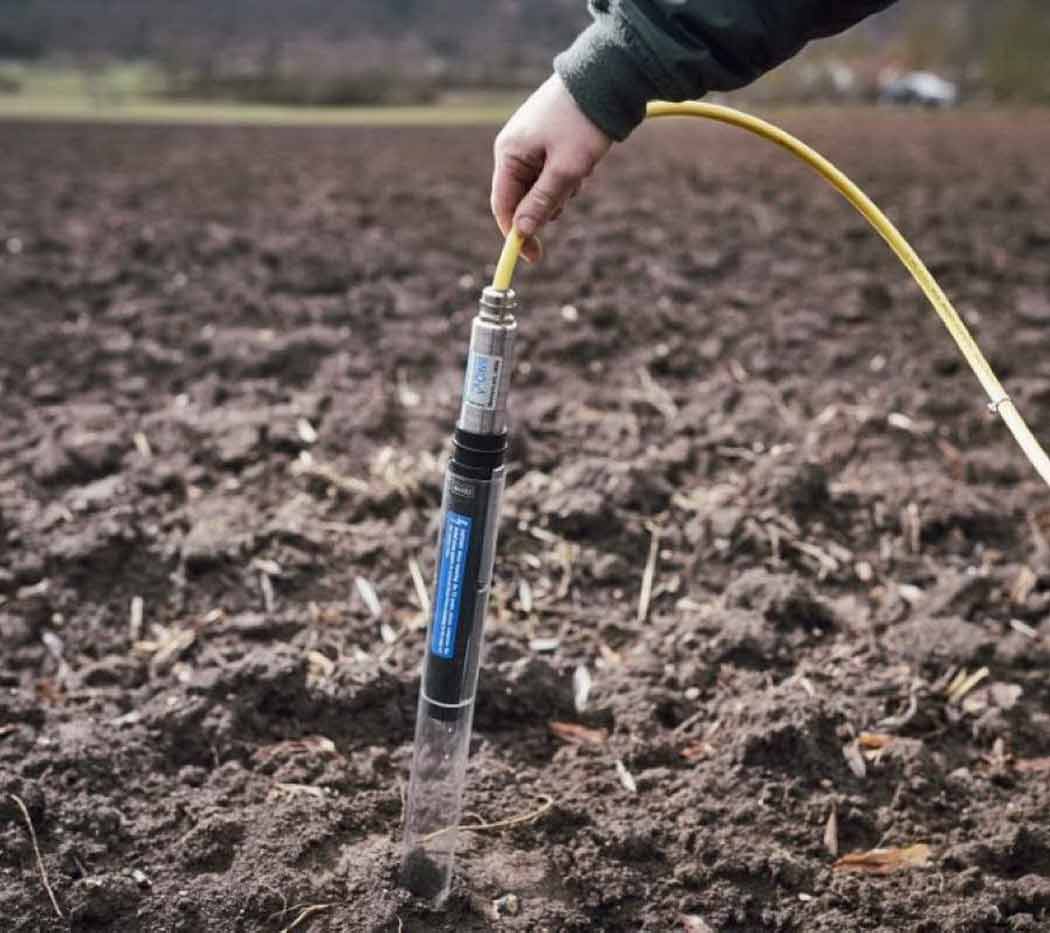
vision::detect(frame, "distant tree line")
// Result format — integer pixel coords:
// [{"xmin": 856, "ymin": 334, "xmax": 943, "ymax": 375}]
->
[
  {"xmin": 903, "ymin": 0, "xmax": 1050, "ymax": 100},
  {"xmin": 0, "ymin": 0, "xmax": 587, "ymax": 103},
  {"xmin": 0, "ymin": 0, "xmax": 1047, "ymax": 104}
]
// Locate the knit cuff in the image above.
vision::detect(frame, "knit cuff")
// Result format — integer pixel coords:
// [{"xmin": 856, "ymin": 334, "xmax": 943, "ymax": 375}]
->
[{"xmin": 553, "ymin": 20, "xmax": 666, "ymax": 142}]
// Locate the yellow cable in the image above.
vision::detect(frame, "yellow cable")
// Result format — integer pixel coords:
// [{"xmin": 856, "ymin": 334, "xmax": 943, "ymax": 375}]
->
[
  {"xmin": 492, "ymin": 228, "xmax": 524, "ymax": 292},
  {"xmin": 490, "ymin": 100, "xmax": 1050, "ymax": 489}
]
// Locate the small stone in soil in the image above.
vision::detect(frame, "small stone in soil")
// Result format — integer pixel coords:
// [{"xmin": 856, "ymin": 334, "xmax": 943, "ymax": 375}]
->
[{"xmin": 493, "ymin": 893, "xmax": 521, "ymax": 916}]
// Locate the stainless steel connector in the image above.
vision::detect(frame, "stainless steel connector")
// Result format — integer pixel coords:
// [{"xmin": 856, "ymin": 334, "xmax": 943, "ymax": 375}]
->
[{"xmin": 456, "ymin": 288, "xmax": 517, "ymax": 436}]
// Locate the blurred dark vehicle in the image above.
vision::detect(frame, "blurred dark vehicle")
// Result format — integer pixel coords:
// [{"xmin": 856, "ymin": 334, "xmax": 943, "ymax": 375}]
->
[{"xmin": 880, "ymin": 71, "xmax": 959, "ymax": 107}]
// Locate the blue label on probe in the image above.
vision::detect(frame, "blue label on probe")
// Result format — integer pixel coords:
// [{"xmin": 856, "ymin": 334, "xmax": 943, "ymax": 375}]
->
[{"xmin": 431, "ymin": 511, "xmax": 473, "ymax": 659}]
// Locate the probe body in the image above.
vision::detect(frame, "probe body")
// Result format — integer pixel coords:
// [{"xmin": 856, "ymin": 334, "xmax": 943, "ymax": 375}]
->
[{"xmin": 401, "ymin": 287, "xmax": 518, "ymax": 904}]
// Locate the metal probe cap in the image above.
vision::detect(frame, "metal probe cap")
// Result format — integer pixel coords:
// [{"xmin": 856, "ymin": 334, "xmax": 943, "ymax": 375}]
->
[
  {"xmin": 478, "ymin": 286, "xmax": 518, "ymax": 321},
  {"xmin": 457, "ymin": 288, "xmax": 518, "ymax": 436}
]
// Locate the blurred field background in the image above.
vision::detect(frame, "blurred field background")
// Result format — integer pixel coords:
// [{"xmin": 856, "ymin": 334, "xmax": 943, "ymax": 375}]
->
[
  {"xmin": 4, "ymin": 2, "xmax": 1050, "ymax": 931},
  {"xmin": 0, "ymin": 0, "xmax": 1048, "ymax": 124}
]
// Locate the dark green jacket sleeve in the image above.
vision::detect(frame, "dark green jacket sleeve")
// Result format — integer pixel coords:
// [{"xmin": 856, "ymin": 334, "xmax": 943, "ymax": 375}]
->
[{"xmin": 554, "ymin": 0, "xmax": 897, "ymax": 140}]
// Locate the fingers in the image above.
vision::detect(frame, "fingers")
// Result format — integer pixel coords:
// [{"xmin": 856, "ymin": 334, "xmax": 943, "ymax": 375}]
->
[
  {"xmin": 492, "ymin": 162, "xmax": 576, "ymax": 264},
  {"xmin": 490, "ymin": 149, "xmax": 546, "ymax": 263},
  {"xmin": 490, "ymin": 154, "xmax": 537, "ymax": 238},
  {"xmin": 512, "ymin": 161, "xmax": 580, "ymax": 239}
]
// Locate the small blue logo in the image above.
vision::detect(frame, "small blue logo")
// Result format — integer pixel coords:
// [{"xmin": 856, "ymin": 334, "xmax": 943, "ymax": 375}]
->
[
  {"xmin": 471, "ymin": 356, "xmax": 491, "ymax": 396},
  {"xmin": 464, "ymin": 352, "xmax": 501, "ymax": 409}
]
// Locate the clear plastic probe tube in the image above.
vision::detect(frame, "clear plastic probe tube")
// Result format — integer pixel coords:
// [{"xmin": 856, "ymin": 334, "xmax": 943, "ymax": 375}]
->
[{"xmin": 401, "ymin": 287, "xmax": 518, "ymax": 904}]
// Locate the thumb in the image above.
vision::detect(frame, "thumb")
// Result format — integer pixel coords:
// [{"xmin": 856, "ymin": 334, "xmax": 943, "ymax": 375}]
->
[{"xmin": 513, "ymin": 162, "xmax": 575, "ymax": 239}]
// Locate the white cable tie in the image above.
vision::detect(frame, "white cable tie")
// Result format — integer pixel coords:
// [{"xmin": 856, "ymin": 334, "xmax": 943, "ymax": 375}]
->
[
  {"xmin": 420, "ymin": 690, "xmax": 475, "ymax": 710},
  {"xmin": 986, "ymin": 393, "xmax": 1012, "ymax": 415}
]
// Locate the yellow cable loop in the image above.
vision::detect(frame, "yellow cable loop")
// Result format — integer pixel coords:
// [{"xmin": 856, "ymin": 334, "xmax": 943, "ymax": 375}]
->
[{"xmin": 489, "ymin": 101, "xmax": 1050, "ymax": 489}]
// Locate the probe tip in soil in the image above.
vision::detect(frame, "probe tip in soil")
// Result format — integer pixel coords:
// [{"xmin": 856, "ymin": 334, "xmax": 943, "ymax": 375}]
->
[{"xmin": 399, "ymin": 847, "xmax": 447, "ymax": 901}]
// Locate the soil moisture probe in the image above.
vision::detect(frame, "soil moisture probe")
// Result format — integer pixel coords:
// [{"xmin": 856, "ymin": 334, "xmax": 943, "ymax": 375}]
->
[{"xmin": 401, "ymin": 101, "xmax": 1050, "ymax": 904}]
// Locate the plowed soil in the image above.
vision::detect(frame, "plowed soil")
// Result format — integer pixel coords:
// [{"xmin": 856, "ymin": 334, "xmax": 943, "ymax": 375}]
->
[{"xmin": 2, "ymin": 111, "xmax": 1050, "ymax": 933}]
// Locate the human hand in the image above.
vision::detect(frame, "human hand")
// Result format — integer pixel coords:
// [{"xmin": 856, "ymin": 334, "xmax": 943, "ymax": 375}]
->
[{"xmin": 491, "ymin": 73, "xmax": 612, "ymax": 263}]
